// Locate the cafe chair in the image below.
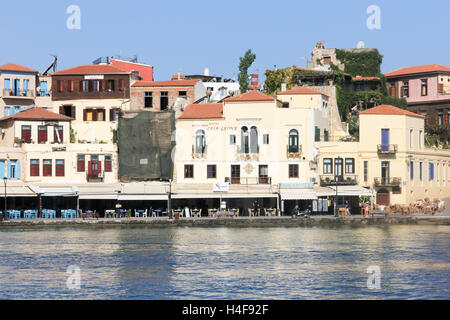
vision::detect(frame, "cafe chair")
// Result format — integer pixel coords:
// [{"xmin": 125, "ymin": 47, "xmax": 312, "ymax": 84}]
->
[{"xmin": 248, "ymin": 208, "xmax": 255, "ymax": 217}]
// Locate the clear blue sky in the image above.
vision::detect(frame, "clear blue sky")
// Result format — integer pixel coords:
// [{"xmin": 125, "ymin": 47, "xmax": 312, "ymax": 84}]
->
[{"xmin": 1, "ymin": 0, "xmax": 448, "ymax": 80}]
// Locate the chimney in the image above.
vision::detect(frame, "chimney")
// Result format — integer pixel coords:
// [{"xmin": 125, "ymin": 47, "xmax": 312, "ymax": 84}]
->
[
  {"xmin": 204, "ymin": 67, "xmax": 210, "ymax": 77},
  {"xmin": 177, "ymin": 72, "xmax": 181, "ymax": 80}
]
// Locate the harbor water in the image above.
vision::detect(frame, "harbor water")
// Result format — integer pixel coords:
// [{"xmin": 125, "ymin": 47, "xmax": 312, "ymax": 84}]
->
[{"xmin": 0, "ymin": 225, "xmax": 449, "ymax": 299}]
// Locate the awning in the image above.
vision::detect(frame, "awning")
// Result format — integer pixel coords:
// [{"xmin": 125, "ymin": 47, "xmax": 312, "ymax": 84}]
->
[
  {"xmin": 280, "ymin": 189, "xmax": 317, "ymax": 200},
  {"xmin": 28, "ymin": 186, "xmax": 78, "ymax": 197},
  {"xmin": 118, "ymin": 194, "xmax": 168, "ymax": 201},
  {"xmin": 329, "ymin": 186, "xmax": 373, "ymax": 197},
  {"xmin": 172, "ymin": 193, "xmax": 278, "ymax": 199},
  {"xmin": 2, "ymin": 184, "xmax": 35, "ymax": 197},
  {"xmin": 79, "ymin": 194, "xmax": 118, "ymax": 200}
]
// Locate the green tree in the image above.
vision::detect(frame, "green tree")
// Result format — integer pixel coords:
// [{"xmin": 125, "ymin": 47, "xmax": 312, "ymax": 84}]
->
[{"xmin": 238, "ymin": 49, "xmax": 256, "ymax": 93}]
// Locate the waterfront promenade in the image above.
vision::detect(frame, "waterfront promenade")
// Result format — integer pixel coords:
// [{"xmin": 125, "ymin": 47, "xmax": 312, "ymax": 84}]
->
[{"xmin": 0, "ymin": 214, "xmax": 449, "ymax": 228}]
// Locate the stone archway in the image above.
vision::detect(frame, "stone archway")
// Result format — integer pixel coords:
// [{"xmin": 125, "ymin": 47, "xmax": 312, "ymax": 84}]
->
[{"xmin": 376, "ymin": 189, "xmax": 390, "ymax": 206}]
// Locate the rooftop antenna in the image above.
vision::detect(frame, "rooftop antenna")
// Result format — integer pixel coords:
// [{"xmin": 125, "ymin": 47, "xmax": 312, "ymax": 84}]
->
[{"xmin": 42, "ymin": 55, "xmax": 58, "ymax": 75}]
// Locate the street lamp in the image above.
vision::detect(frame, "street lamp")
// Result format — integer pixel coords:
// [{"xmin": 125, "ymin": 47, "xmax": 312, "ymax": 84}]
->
[{"xmin": 3, "ymin": 177, "xmax": 7, "ymax": 220}]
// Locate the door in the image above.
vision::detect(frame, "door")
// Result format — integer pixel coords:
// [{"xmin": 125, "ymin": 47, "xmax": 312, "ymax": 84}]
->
[
  {"xmin": 381, "ymin": 129, "xmax": 389, "ymax": 151},
  {"xmin": 377, "ymin": 189, "xmax": 390, "ymax": 206},
  {"xmin": 40, "ymin": 81, "xmax": 47, "ymax": 96},
  {"xmin": 259, "ymin": 165, "xmax": 268, "ymax": 184},
  {"xmin": 231, "ymin": 165, "xmax": 240, "ymax": 184},
  {"xmin": 381, "ymin": 161, "xmax": 390, "ymax": 184},
  {"xmin": 334, "ymin": 158, "xmax": 343, "ymax": 182}
]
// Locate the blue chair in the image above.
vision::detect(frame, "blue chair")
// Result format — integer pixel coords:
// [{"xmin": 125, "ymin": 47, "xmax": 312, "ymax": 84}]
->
[
  {"xmin": 62, "ymin": 209, "xmax": 77, "ymax": 219},
  {"xmin": 8, "ymin": 210, "xmax": 21, "ymax": 219},
  {"xmin": 43, "ymin": 209, "xmax": 56, "ymax": 219},
  {"xmin": 24, "ymin": 210, "xmax": 38, "ymax": 219}
]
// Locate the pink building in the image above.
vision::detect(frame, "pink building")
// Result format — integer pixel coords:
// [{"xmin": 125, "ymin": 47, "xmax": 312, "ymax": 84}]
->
[{"xmin": 385, "ymin": 64, "xmax": 450, "ymax": 127}]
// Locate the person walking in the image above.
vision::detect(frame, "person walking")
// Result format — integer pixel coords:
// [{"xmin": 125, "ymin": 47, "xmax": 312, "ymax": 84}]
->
[{"xmin": 364, "ymin": 202, "xmax": 370, "ymax": 218}]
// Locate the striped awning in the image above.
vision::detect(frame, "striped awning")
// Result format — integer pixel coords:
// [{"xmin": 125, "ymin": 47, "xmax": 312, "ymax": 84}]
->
[{"xmin": 280, "ymin": 189, "xmax": 317, "ymax": 200}]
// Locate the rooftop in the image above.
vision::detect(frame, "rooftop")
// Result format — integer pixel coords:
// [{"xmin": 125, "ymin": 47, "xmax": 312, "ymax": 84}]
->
[
  {"xmin": 359, "ymin": 104, "xmax": 425, "ymax": 119},
  {"xmin": 385, "ymin": 64, "xmax": 450, "ymax": 77},
  {"xmin": 0, "ymin": 63, "xmax": 38, "ymax": 73},
  {"xmin": 224, "ymin": 90, "xmax": 275, "ymax": 102},
  {"xmin": 52, "ymin": 64, "xmax": 129, "ymax": 75},
  {"xmin": 177, "ymin": 103, "xmax": 223, "ymax": 120},
  {"xmin": 0, "ymin": 107, "xmax": 73, "ymax": 122},
  {"xmin": 132, "ymin": 79, "xmax": 200, "ymax": 87}
]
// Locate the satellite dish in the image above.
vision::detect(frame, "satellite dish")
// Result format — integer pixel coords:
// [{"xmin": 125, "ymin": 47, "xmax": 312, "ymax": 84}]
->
[{"xmin": 357, "ymin": 41, "xmax": 365, "ymax": 49}]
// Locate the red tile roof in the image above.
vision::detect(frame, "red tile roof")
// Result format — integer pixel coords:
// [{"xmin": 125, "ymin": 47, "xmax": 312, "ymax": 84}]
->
[
  {"xmin": 0, "ymin": 63, "xmax": 38, "ymax": 73},
  {"xmin": 277, "ymin": 86, "xmax": 329, "ymax": 97},
  {"xmin": 385, "ymin": 64, "xmax": 450, "ymax": 77},
  {"xmin": 110, "ymin": 58, "xmax": 154, "ymax": 81},
  {"xmin": 224, "ymin": 90, "xmax": 275, "ymax": 102},
  {"xmin": 0, "ymin": 107, "xmax": 73, "ymax": 122},
  {"xmin": 132, "ymin": 79, "xmax": 199, "ymax": 87},
  {"xmin": 52, "ymin": 64, "xmax": 129, "ymax": 75},
  {"xmin": 178, "ymin": 103, "xmax": 223, "ymax": 120},
  {"xmin": 359, "ymin": 105, "xmax": 425, "ymax": 118}
]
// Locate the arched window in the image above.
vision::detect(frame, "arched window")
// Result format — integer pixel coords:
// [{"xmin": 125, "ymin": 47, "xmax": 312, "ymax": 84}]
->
[
  {"xmin": 288, "ymin": 129, "xmax": 299, "ymax": 153},
  {"xmin": 195, "ymin": 129, "xmax": 206, "ymax": 154},
  {"xmin": 241, "ymin": 127, "xmax": 249, "ymax": 154},
  {"xmin": 250, "ymin": 126, "xmax": 258, "ymax": 154}
]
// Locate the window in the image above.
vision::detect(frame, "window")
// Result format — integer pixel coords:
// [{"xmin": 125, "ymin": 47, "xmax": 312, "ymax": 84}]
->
[
  {"xmin": 429, "ymin": 163, "xmax": 434, "ymax": 181},
  {"xmin": 207, "ymin": 165, "xmax": 216, "ymax": 179},
  {"xmin": 84, "ymin": 109, "xmax": 105, "ymax": 122},
  {"xmin": 419, "ymin": 130, "xmax": 423, "ymax": 148},
  {"xmin": 105, "ymin": 155, "xmax": 112, "ymax": 172},
  {"xmin": 438, "ymin": 111, "xmax": 443, "ymax": 125},
  {"xmin": 282, "ymin": 102, "xmax": 290, "ymax": 108},
  {"xmin": 160, "ymin": 91, "xmax": 169, "ymax": 110},
  {"xmin": 110, "ymin": 109, "xmax": 119, "ymax": 121},
  {"xmin": 24, "ymin": 79, "xmax": 29, "ymax": 94},
  {"xmin": 288, "ymin": 129, "xmax": 299, "ymax": 153},
  {"xmin": 55, "ymin": 160, "xmax": 65, "ymax": 177},
  {"xmin": 4, "ymin": 79, "xmax": 10, "ymax": 92},
  {"xmin": 410, "ymin": 161, "xmax": 414, "ymax": 180},
  {"xmin": 354, "ymin": 83, "xmax": 364, "ymax": 92},
  {"xmin": 402, "ymin": 81, "xmax": 409, "ymax": 97},
  {"xmin": 259, "ymin": 165, "xmax": 269, "ymax": 184},
  {"xmin": 77, "ymin": 155, "xmax": 85, "ymax": 172},
  {"xmin": 240, "ymin": 127, "xmax": 249, "ymax": 154},
  {"xmin": 119, "ymin": 79, "xmax": 125, "ymax": 90},
  {"xmin": 38, "ymin": 126, "xmax": 47, "ymax": 144},
  {"xmin": 60, "ymin": 105, "xmax": 76, "ymax": 119},
  {"xmin": 144, "ymin": 92, "xmax": 153, "ymax": 108},
  {"xmin": 364, "ymin": 161, "xmax": 368, "ymax": 182},
  {"xmin": 420, "ymin": 162, "xmax": 423, "ymax": 181},
  {"xmin": 421, "ymin": 79, "xmax": 428, "ymax": 96},
  {"xmin": 21, "ymin": 125, "xmax": 32, "ymax": 143},
  {"xmin": 43, "ymin": 160, "xmax": 52, "ymax": 177},
  {"xmin": 323, "ymin": 158, "xmax": 333, "ymax": 174},
  {"xmin": 8, "ymin": 160, "xmax": 20, "ymax": 179},
  {"xmin": 57, "ymin": 80, "xmax": 64, "ymax": 93},
  {"xmin": 229, "ymin": 135, "xmax": 236, "ymax": 145},
  {"xmin": 92, "ymin": 80, "xmax": 101, "ymax": 92},
  {"xmin": 323, "ymin": 56, "xmax": 331, "ymax": 65},
  {"xmin": 40, "ymin": 81, "xmax": 48, "ymax": 96},
  {"xmin": 263, "ymin": 134, "xmax": 269, "ymax": 145},
  {"xmin": 184, "ymin": 165, "xmax": 194, "ymax": 178},
  {"xmin": 324, "ymin": 130, "xmax": 329, "ymax": 142},
  {"xmin": 250, "ymin": 126, "xmax": 258, "ymax": 153},
  {"xmin": 178, "ymin": 91, "xmax": 187, "ymax": 98},
  {"xmin": 315, "ymin": 127, "xmax": 320, "ymax": 142},
  {"xmin": 68, "ymin": 80, "xmax": 74, "ymax": 92},
  {"xmin": 289, "ymin": 164, "xmax": 299, "ymax": 178},
  {"xmin": 231, "ymin": 165, "xmax": 240, "ymax": 184},
  {"xmin": 195, "ymin": 130, "xmax": 206, "ymax": 154},
  {"xmin": 81, "ymin": 80, "xmax": 89, "ymax": 92},
  {"xmin": 345, "ymin": 158, "xmax": 355, "ymax": 174},
  {"xmin": 54, "ymin": 126, "xmax": 63, "ymax": 144},
  {"xmin": 107, "ymin": 80, "xmax": 115, "ymax": 92},
  {"xmin": 335, "ymin": 158, "xmax": 343, "ymax": 177},
  {"xmin": 30, "ymin": 159, "xmax": 40, "ymax": 177}
]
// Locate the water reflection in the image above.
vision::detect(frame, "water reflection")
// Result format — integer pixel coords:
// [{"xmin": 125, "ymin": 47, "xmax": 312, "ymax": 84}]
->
[{"xmin": 0, "ymin": 225, "xmax": 449, "ymax": 299}]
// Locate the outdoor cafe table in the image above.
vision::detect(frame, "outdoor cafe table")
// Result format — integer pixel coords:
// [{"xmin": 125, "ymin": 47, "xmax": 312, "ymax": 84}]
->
[
  {"xmin": 266, "ymin": 209, "xmax": 276, "ymax": 216},
  {"xmin": 216, "ymin": 210, "xmax": 237, "ymax": 217}
]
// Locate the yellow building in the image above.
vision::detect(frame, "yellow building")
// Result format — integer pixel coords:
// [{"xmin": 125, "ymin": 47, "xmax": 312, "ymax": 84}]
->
[{"xmin": 316, "ymin": 104, "xmax": 450, "ymax": 208}]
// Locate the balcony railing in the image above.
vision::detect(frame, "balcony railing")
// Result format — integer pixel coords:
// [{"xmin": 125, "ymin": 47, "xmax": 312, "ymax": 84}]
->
[
  {"xmin": 87, "ymin": 171, "xmax": 104, "ymax": 182},
  {"xmin": 287, "ymin": 144, "xmax": 302, "ymax": 159},
  {"xmin": 192, "ymin": 145, "xmax": 207, "ymax": 159},
  {"xmin": 237, "ymin": 145, "xmax": 259, "ymax": 154},
  {"xmin": 225, "ymin": 177, "xmax": 272, "ymax": 185},
  {"xmin": 374, "ymin": 177, "xmax": 401, "ymax": 187},
  {"xmin": 377, "ymin": 144, "xmax": 398, "ymax": 154},
  {"xmin": 2, "ymin": 89, "xmax": 35, "ymax": 98},
  {"xmin": 320, "ymin": 175, "xmax": 358, "ymax": 186}
]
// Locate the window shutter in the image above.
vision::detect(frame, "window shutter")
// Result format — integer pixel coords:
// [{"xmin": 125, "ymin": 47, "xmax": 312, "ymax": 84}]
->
[
  {"xmin": 79, "ymin": 80, "xmax": 83, "ymax": 91},
  {"xmin": 435, "ymin": 115, "xmax": 439, "ymax": 125},
  {"xmin": 98, "ymin": 161, "xmax": 102, "ymax": 174},
  {"xmin": 88, "ymin": 161, "xmax": 92, "ymax": 175},
  {"xmin": 71, "ymin": 106, "xmax": 76, "ymax": 119},
  {"xmin": 93, "ymin": 109, "xmax": 98, "ymax": 122},
  {"xmin": 104, "ymin": 80, "xmax": 108, "ymax": 92},
  {"xmin": 110, "ymin": 109, "xmax": 114, "ymax": 121},
  {"xmin": 83, "ymin": 109, "xmax": 87, "ymax": 121},
  {"xmin": 59, "ymin": 106, "xmax": 64, "ymax": 115},
  {"xmin": 444, "ymin": 113, "xmax": 449, "ymax": 125},
  {"xmin": 16, "ymin": 161, "xmax": 21, "ymax": 179},
  {"xmin": 0, "ymin": 161, "xmax": 5, "ymax": 179}
]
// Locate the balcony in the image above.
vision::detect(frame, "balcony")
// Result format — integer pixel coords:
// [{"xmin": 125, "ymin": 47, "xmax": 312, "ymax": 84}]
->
[
  {"xmin": 374, "ymin": 177, "xmax": 401, "ymax": 187},
  {"xmin": 225, "ymin": 177, "xmax": 272, "ymax": 185},
  {"xmin": 236, "ymin": 146, "xmax": 259, "ymax": 161},
  {"xmin": 320, "ymin": 175, "xmax": 358, "ymax": 187},
  {"xmin": 87, "ymin": 171, "xmax": 104, "ymax": 182},
  {"xmin": 2, "ymin": 89, "xmax": 35, "ymax": 99},
  {"xmin": 192, "ymin": 145, "xmax": 207, "ymax": 159},
  {"xmin": 377, "ymin": 144, "xmax": 398, "ymax": 154},
  {"xmin": 287, "ymin": 145, "xmax": 302, "ymax": 159}
]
